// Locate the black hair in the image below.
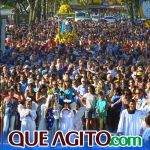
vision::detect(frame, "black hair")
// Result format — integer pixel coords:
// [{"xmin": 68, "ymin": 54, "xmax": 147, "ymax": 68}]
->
[
  {"xmin": 145, "ymin": 113, "xmax": 150, "ymax": 126},
  {"xmin": 98, "ymin": 91, "xmax": 104, "ymax": 96},
  {"xmin": 88, "ymin": 85, "xmax": 95, "ymax": 94},
  {"xmin": 129, "ymin": 99, "xmax": 136, "ymax": 104}
]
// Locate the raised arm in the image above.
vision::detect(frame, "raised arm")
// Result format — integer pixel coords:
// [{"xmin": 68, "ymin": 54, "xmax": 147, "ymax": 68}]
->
[{"xmin": 111, "ymin": 97, "xmax": 122, "ymax": 108}]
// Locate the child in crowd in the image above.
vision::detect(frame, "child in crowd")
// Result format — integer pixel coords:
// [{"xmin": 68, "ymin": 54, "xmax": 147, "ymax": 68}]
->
[
  {"xmin": 18, "ymin": 97, "xmax": 37, "ymax": 132},
  {"xmin": 73, "ymin": 102, "xmax": 86, "ymax": 130},
  {"xmin": 38, "ymin": 96, "xmax": 54, "ymax": 131},
  {"xmin": 60, "ymin": 100, "xmax": 74, "ymax": 134},
  {"xmin": 96, "ymin": 91, "xmax": 109, "ymax": 130},
  {"xmin": 50, "ymin": 102, "xmax": 60, "ymax": 138}
]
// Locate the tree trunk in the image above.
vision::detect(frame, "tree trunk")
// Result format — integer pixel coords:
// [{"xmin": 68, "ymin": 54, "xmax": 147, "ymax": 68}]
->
[
  {"xmin": 28, "ymin": 0, "xmax": 41, "ymax": 27},
  {"xmin": 14, "ymin": 9, "xmax": 20, "ymax": 26},
  {"xmin": 43, "ymin": 0, "xmax": 46, "ymax": 21},
  {"xmin": 29, "ymin": 6, "xmax": 33, "ymax": 27},
  {"xmin": 37, "ymin": 0, "xmax": 42, "ymax": 22},
  {"xmin": 54, "ymin": 2, "xmax": 56, "ymax": 15}
]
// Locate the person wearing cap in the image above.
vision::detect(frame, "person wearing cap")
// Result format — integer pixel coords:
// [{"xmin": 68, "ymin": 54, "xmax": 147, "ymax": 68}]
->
[{"xmin": 3, "ymin": 88, "xmax": 18, "ymax": 137}]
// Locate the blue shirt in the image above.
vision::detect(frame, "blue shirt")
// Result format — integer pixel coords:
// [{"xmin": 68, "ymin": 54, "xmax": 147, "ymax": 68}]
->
[
  {"xmin": 21, "ymin": 82, "xmax": 27, "ymax": 93},
  {"xmin": 77, "ymin": 85, "xmax": 87, "ymax": 96},
  {"xmin": 62, "ymin": 87, "xmax": 75, "ymax": 103},
  {"xmin": 5, "ymin": 98, "xmax": 18, "ymax": 116}
]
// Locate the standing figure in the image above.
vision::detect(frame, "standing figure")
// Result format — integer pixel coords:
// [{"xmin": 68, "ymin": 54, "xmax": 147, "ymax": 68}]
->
[
  {"xmin": 18, "ymin": 97, "xmax": 37, "ymax": 132},
  {"xmin": 142, "ymin": 113, "xmax": 150, "ymax": 146},
  {"xmin": 73, "ymin": 102, "xmax": 86, "ymax": 131},
  {"xmin": 96, "ymin": 91, "xmax": 109, "ymax": 130},
  {"xmin": 117, "ymin": 99, "xmax": 147, "ymax": 136},
  {"xmin": 50, "ymin": 102, "xmax": 60, "ymax": 138},
  {"xmin": 3, "ymin": 88, "xmax": 18, "ymax": 137},
  {"xmin": 60, "ymin": 100, "xmax": 74, "ymax": 134},
  {"xmin": 38, "ymin": 96, "xmax": 54, "ymax": 131}
]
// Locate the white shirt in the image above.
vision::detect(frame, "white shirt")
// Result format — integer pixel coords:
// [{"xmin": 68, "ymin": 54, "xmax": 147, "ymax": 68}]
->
[
  {"xmin": 83, "ymin": 93, "xmax": 97, "ymax": 109},
  {"xmin": 117, "ymin": 109, "xmax": 146, "ymax": 136}
]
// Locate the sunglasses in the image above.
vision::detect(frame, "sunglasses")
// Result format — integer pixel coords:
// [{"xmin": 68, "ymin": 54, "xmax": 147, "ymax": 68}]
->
[{"xmin": 64, "ymin": 81, "xmax": 70, "ymax": 83}]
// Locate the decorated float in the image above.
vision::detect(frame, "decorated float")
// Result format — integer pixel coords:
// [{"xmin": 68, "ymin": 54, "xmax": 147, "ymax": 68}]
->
[{"xmin": 55, "ymin": 4, "xmax": 78, "ymax": 44}]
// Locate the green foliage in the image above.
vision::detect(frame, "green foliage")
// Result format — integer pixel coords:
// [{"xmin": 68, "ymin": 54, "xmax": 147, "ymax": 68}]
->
[
  {"xmin": 1, "ymin": 0, "xmax": 27, "ymax": 7},
  {"xmin": 120, "ymin": 0, "xmax": 149, "ymax": 23},
  {"xmin": 77, "ymin": 0, "xmax": 91, "ymax": 10}
]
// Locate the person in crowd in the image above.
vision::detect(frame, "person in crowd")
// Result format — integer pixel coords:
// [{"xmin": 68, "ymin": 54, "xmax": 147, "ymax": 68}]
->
[
  {"xmin": 73, "ymin": 101, "xmax": 86, "ymax": 131},
  {"xmin": 117, "ymin": 99, "xmax": 147, "ymax": 136},
  {"xmin": 25, "ymin": 84, "xmax": 36, "ymax": 101},
  {"xmin": 111, "ymin": 89, "xmax": 132, "ymax": 111},
  {"xmin": 60, "ymin": 100, "xmax": 74, "ymax": 134},
  {"xmin": 3, "ymin": 88, "xmax": 18, "ymax": 137},
  {"xmin": 15, "ymin": 83, "xmax": 26, "ymax": 104},
  {"xmin": 38, "ymin": 95, "xmax": 55, "ymax": 137},
  {"xmin": 142, "ymin": 113, "xmax": 150, "ymax": 146},
  {"xmin": 61, "ymin": 79, "xmax": 75, "ymax": 104},
  {"xmin": 81, "ymin": 85, "xmax": 97, "ymax": 130},
  {"xmin": 36, "ymin": 84, "xmax": 48, "ymax": 127},
  {"xmin": 96, "ymin": 91, "xmax": 109, "ymax": 130},
  {"xmin": 18, "ymin": 97, "xmax": 37, "ymax": 132},
  {"xmin": 51, "ymin": 102, "xmax": 60, "ymax": 137},
  {"xmin": 108, "ymin": 88, "xmax": 122, "ymax": 132}
]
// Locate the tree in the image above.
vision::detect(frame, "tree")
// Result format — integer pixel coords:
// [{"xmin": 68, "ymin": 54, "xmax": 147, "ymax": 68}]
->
[
  {"xmin": 27, "ymin": 0, "xmax": 42, "ymax": 27},
  {"xmin": 1, "ymin": 0, "xmax": 28, "ymax": 25},
  {"xmin": 77, "ymin": 0, "xmax": 91, "ymax": 11},
  {"xmin": 121, "ymin": 0, "xmax": 149, "ymax": 23}
]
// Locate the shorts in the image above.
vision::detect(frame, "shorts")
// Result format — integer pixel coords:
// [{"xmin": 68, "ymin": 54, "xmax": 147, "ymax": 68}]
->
[{"xmin": 84, "ymin": 108, "xmax": 96, "ymax": 119}]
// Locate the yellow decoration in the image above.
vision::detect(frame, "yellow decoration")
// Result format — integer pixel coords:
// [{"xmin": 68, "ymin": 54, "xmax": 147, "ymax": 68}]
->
[
  {"xmin": 145, "ymin": 20, "xmax": 150, "ymax": 28},
  {"xmin": 55, "ymin": 31, "xmax": 78, "ymax": 44},
  {"xmin": 58, "ymin": 4, "xmax": 71, "ymax": 14}
]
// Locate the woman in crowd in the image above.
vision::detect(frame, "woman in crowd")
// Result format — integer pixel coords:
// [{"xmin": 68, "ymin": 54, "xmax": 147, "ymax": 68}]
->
[
  {"xmin": 36, "ymin": 84, "xmax": 48, "ymax": 127},
  {"xmin": 3, "ymin": 88, "xmax": 18, "ymax": 137}
]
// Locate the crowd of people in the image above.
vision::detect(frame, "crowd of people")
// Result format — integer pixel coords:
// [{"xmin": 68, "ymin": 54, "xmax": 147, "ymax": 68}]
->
[{"xmin": 0, "ymin": 18, "xmax": 150, "ymax": 144}]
